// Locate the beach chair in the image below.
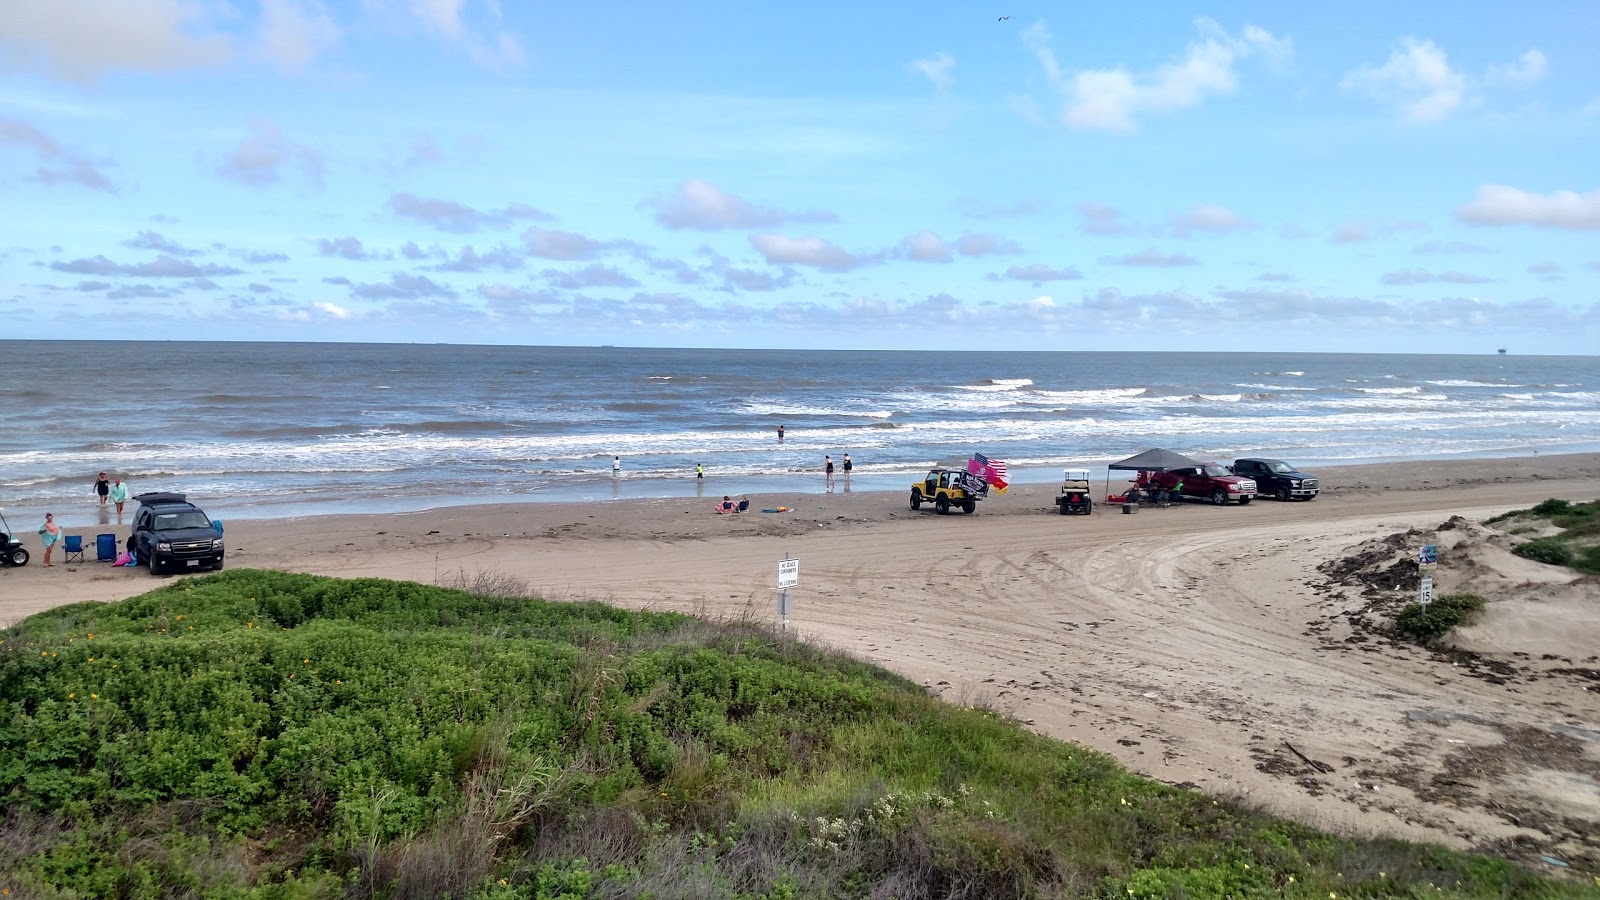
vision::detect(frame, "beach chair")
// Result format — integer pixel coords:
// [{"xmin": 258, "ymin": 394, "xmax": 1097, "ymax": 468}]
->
[
  {"xmin": 96, "ymin": 533, "xmax": 117, "ymax": 562},
  {"xmin": 63, "ymin": 534, "xmax": 86, "ymax": 563}
]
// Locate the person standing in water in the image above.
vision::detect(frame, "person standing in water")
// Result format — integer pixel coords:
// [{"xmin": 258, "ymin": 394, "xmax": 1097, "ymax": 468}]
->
[
  {"xmin": 612, "ymin": 456, "xmax": 621, "ymax": 477},
  {"xmin": 824, "ymin": 455, "xmax": 835, "ymax": 492},
  {"xmin": 109, "ymin": 477, "xmax": 130, "ymax": 522},
  {"xmin": 777, "ymin": 424, "xmax": 785, "ymax": 442},
  {"xmin": 842, "ymin": 453, "xmax": 852, "ymax": 489}
]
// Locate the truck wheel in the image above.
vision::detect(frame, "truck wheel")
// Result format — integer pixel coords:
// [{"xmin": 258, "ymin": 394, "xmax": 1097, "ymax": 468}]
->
[
  {"xmin": 7, "ymin": 548, "xmax": 27, "ymax": 567},
  {"xmin": 213, "ymin": 558, "xmax": 225, "ymax": 571},
  {"xmin": 1211, "ymin": 490, "xmax": 1228, "ymax": 506},
  {"xmin": 909, "ymin": 490, "xmax": 922, "ymax": 510},
  {"xmin": 935, "ymin": 497, "xmax": 950, "ymax": 515},
  {"xmin": 962, "ymin": 501, "xmax": 975, "ymax": 514},
  {"xmin": 1238, "ymin": 497, "xmax": 1252, "ymax": 505},
  {"xmin": 148, "ymin": 553, "xmax": 162, "ymax": 575},
  {"xmin": 1275, "ymin": 486, "xmax": 1290, "ymax": 502}
]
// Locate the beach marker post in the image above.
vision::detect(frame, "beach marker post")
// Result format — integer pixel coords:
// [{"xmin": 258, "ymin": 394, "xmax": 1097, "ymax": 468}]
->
[
  {"xmin": 777, "ymin": 554, "xmax": 799, "ymax": 631},
  {"xmin": 1418, "ymin": 544, "xmax": 1438, "ymax": 610}
]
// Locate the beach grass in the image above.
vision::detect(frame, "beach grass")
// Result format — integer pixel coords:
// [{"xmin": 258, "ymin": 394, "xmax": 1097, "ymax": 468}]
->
[
  {"xmin": 1490, "ymin": 497, "xmax": 1600, "ymax": 575},
  {"xmin": 1, "ymin": 570, "xmax": 1594, "ymax": 899}
]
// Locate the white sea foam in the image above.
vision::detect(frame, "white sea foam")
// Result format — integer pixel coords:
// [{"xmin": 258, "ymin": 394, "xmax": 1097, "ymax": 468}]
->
[{"xmin": 1426, "ymin": 379, "xmax": 1523, "ymax": 388}]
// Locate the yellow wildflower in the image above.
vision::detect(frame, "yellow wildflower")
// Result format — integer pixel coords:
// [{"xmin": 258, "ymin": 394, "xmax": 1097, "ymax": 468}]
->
[
  {"xmin": 90, "ymin": 694, "xmax": 98, "ymax": 699},
  {"xmin": 68, "ymin": 693, "xmax": 75, "ymax": 699}
]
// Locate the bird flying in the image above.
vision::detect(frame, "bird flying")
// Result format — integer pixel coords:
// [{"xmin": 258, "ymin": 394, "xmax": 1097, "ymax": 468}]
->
[{"xmin": 998, "ymin": 15, "xmax": 1012, "ymax": 20}]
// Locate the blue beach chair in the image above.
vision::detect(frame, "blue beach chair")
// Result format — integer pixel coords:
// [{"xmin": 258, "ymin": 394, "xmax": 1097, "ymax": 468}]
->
[{"xmin": 63, "ymin": 534, "xmax": 85, "ymax": 564}]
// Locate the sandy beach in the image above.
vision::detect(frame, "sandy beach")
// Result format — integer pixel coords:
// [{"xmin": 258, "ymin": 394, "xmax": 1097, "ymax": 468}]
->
[{"xmin": 4, "ymin": 453, "xmax": 1599, "ymax": 865}]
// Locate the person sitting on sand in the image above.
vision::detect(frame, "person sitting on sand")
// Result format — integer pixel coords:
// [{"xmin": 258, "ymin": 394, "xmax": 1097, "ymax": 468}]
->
[
  {"xmin": 736, "ymin": 497, "xmax": 750, "ymax": 513},
  {"xmin": 717, "ymin": 496, "xmax": 735, "ymax": 514}
]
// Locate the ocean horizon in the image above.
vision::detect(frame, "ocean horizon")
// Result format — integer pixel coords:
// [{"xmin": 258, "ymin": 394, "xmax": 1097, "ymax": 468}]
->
[{"xmin": 3, "ymin": 340, "xmax": 1596, "ymax": 524}]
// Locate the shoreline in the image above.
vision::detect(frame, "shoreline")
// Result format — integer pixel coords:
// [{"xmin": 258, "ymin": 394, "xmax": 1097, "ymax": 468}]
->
[
  {"xmin": 4, "ymin": 451, "xmax": 1599, "ymax": 859},
  {"xmin": 11, "ymin": 447, "xmax": 1600, "ymax": 528}
]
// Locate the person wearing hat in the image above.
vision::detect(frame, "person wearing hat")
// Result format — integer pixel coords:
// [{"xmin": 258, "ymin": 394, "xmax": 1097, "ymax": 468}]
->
[{"xmin": 93, "ymin": 472, "xmax": 110, "ymax": 505}]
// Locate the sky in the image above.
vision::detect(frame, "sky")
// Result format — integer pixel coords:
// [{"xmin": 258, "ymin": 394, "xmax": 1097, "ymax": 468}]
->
[{"xmin": 1, "ymin": 1, "xmax": 1597, "ymax": 353}]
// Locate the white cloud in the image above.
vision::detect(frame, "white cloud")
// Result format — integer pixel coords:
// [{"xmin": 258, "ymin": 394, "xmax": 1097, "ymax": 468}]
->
[
  {"xmin": 314, "ymin": 301, "xmax": 352, "ymax": 318},
  {"xmin": 217, "ymin": 118, "xmax": 325, "ymax": 186},
  {"xmin": 522, "ymin": 226, "xmax": 611, "ymax": 260},
  {"xmin": 1078, "ymin": 202, "xmax": 1133, "ymax": 235},
  {"xmin": 390, "ymin": 192, "xmax": 552, "ymax": 232},
  {"xmin": 649, "ymin": 179, "xmax": 835, "ymax": 230},
  {"xmin": 1101, "ymin": 248, "xmax": 1198, "ymax": 268},
  {"xmin": 954, "ymin": 233, "xmax": 1020, "ymax": 256},
  {"xmin": 897, "ymin": 231, "xmax": 952, "ymax": 262},
  {"xmin": 1486, "ymin": 49, "xmax": 1548, "ymax": 88},
  {"xmin": 257, "ymin": 0, "xmax": 340, "ymax": 70},
  {"xmin": 991, "ymin": 264, "xmax": 1082, "ymax": 283},
  {"xmin": 750, "ymin": 234, "xmax": 871, "ymax": 272},
  {"xmin": 1026, "ymin": 17, "xmax": 1290, "ymax": 133},
  {"xmin": 0, "ymin": 116, "xmax": 114, "ymax": 191},
  {"xmin": 908, "ymin": 52, "xmax": 955, "ymax": 89},
  {"xmin": 0, "ymin": 0, "xmax": 233, "ymax": 81},
  {"xmin": 364, "ymin": 0, "xmax": 524, "ymax": 69},
  {"xmin": 1456, "ymin": 185, "xmax": 1600, "ymax": 230},
  {"xmin": 1342, "ymin": 38, "xmax": 1467, "ymax": 122},
  {"xmin": 1168, "ymin": 204, "xmax": 1253, "ymax": 236}
]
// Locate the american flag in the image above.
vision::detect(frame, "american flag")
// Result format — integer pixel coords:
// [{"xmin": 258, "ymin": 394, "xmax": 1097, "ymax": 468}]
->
[
  {"xmin": 972, "ymin": 453, "xmax": 1009, "ymax": 492},
  {"xmin": 974, "ymin": 452, "xmax": 1008, "ymax": 480}
]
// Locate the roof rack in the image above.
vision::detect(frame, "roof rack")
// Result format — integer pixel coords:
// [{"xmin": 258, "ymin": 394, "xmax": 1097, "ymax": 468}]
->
[{"xmin": 133, "ymin": 491, "xmax": 188, "ymax": 505}]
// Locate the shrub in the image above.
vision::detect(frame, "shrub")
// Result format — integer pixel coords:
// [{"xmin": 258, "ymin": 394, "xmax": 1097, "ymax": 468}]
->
[
  {"xmin": 1394, "ymin": 593, "xmax": 1487, "ymax": 642},
  {"xmin": 1530, "ymin": 498, "xmax": 1572, "ymax": 516},
  {"xmin": 1511, "ymin": 537, "xmax": 1574, "ymax": 567}
]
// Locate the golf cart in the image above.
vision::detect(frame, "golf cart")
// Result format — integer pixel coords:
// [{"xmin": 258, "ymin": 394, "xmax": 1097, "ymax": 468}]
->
[
  {"xmin": 0, "ymin": 508, "xmax": 30, "ymax": 567},
  {"xmin": 1055, "ymin": 468, "xmax": 1093, "ymax": 515}
]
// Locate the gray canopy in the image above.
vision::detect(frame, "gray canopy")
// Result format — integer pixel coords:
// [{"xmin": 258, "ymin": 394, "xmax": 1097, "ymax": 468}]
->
[{"xmin": 1107, "ymin": 448, "xmax": 1200, "ymax": 472}]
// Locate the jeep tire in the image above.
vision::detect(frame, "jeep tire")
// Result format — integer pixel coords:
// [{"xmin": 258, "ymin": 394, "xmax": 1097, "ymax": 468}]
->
[
  {"xmin": 935, "ymin": 497, "xmax": 950, "ymax": 515},
  {"xmin": 962, "ymin": 500, "xmax": 975, "ymax": 514},
  {"xmin": 909, "ymin": 490, "xmax": 922, "ymax": 510}
]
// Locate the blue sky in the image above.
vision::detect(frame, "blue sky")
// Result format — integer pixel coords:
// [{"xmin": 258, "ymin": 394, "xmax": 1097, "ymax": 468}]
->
[{"xmin": 2, "ymin": 1, "xmax": 1596, "ymax": 352}]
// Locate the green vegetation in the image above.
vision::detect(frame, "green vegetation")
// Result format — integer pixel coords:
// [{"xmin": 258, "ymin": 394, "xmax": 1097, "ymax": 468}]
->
[
  {"xmin": 1491, "ymin": 497, "xmax": 1600, "ymax": 575},
  {"xmin": 1394, "ymin": 592, "xmax": 1489, "ymax": 642},
  {"xmin": 3, "ymin": 571, "xmax": 1594, "ymax": 898}
]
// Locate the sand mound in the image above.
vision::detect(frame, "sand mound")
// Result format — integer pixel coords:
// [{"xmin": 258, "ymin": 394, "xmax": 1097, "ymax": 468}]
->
[{"xmin": 1317, "ymin": 514, "xmax": 1598, "ymax": 660}]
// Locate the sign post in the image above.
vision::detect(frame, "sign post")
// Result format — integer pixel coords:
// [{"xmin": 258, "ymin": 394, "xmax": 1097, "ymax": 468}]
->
[
  {"xmin": 1418, "ymin": 544, "xmax": 1438, "ymax": 611},
  {"xmin": 777, "ymin": 554, "xmax": 799, "ymax": 631}
]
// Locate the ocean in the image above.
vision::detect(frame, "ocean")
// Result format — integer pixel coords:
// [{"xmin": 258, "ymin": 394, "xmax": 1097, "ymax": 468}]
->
[{"xmin": 2, "ymin": 341, "xmax": 1596, "ymax": 523}]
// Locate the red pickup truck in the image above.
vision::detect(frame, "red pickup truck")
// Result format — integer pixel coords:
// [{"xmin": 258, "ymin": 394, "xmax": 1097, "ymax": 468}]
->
[{"xmin": 1151, "ymin": 463, "xmax": 1256, "ymax": 505}]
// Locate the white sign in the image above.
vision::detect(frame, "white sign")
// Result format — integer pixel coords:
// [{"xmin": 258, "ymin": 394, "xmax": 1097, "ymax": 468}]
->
[
  {"xmin": 778, "ymin": 558, "xmax": 799, "ymax": 588},
  {"xmin": 1419, "ymin": 575, "xmax": 1434, "ymax": 608}
]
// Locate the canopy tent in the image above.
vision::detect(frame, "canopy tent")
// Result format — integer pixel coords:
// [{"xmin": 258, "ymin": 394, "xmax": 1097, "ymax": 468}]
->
[
  {"xmin": 1104, "ymin": 448, "xmax": 1201, "ymax": 503},
  {"xmin": 1108, "ymin": 448, "xmax": 1200, "ymax": 472}
]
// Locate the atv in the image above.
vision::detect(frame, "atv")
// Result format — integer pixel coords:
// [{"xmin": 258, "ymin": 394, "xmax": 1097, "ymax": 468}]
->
[
  {"xmin": 0, "ymin": 508, "xmax": 31, "ymax": 567},
  {"xmin": 910, "ymin": 467, "xmax": 987, "ymax": 515}
]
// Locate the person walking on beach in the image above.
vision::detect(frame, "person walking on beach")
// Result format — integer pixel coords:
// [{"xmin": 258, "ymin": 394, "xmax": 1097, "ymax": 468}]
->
[
  {"xmin": 696, "ymin": 463, "xmax": 704, "ymax": 480},
  {"xmin": 109, "ymin": 477, "xmax": 129, "ymax": 520},
  {"xmin": 612, "ymin": 456, "xmax": 620, "ymax": 477},
  {"xmin": 38, "ymin": 513, "xmax": 62, "ymax": 567},
  {"xmin": 824, "ymin": 455, "xmax": 835, "ymax": 492},
  {"xmin": 93, "ymin": 472, "xmax": 110, "ymax": 505}
]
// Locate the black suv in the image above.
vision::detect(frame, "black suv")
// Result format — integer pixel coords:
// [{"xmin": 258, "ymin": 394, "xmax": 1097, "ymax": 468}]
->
[
  {"xmin": 1231, "ymin": 458, "xmax": 1319, "ymax": 501},
  {"xmin": 129, "ymin": 492, "xmax": 225, "ymax": 575}
]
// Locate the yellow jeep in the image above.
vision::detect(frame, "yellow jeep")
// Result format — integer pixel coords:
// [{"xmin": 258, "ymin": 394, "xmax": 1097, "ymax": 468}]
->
[{"xmin": 909, "ymin": 467, "xmax": 986, "ymax": 514}]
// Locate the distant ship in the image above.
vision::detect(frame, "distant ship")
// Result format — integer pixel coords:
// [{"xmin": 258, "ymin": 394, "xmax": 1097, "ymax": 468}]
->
[{"xmin": 1497, "ymin": 348, "xmax": 1507, "ymax": 355}]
